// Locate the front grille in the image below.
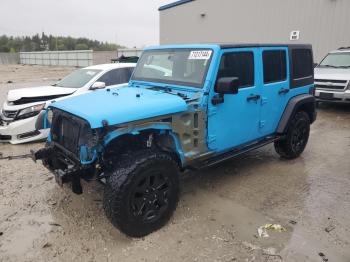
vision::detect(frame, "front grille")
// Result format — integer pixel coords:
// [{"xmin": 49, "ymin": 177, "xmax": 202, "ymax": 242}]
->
[
  {"xmin": 50, "ymin": 109, "xmax": 93, "ymax": 156},
  {"xmin": 314, "ymin": 79, "xmax": 348, "ymax": 91},
  {"xmin": 2, "ymin": 110, "xmax": 18, "ymax": 119},
  {"xmin": 52, "ymin": 115, "xmax": 80, "ymax": 154}
]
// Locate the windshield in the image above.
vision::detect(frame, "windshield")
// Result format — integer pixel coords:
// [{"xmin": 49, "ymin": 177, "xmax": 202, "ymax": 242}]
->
[
  {"xmin": 131, "ymin": 49, "xmax": 213, "ymax": 88},
  {"xmin": 55, "ymin": 69, "xmax": 102, "ymax": 88},
  {"xmin": 319, "ymin": 52, "xmax": 350, "ymax": 68}
]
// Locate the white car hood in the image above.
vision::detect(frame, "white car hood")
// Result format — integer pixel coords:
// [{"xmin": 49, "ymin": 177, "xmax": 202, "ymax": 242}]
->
[
  {"xmin": 7, "ymin": 85, "xmax": 77, "ymax": 102},
  {"xmin": 314, "ymin": 67, "xmax": 350, "ymax": 80}
]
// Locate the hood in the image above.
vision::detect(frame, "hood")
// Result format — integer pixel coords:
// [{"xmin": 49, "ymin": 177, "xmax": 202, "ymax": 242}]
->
[
  {"xmin": 7, "ymin": 85, "xmax": 76, "ymax": 103},
  {"xmin": 50, "ymin": 87, "xmax": 188, "ymax": 128},
  {"xmin": 314, "ymin": 67, "xmax": 350, "ymax": 80}
]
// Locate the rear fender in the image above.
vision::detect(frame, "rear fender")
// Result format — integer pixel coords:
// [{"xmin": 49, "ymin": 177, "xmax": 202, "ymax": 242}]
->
[{"xmin": 277, "ymin": 94, "xmax": 316, "ymax": 134}]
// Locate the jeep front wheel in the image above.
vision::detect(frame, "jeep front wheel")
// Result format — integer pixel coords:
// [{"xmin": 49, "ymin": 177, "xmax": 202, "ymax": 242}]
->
[
  {"xmin": 103, "ymin": 150, "xmax": 179, "ymax": 237},
  {"xmin": 274, "ymin": 111, "xmax": 310, "ymax": 159}
]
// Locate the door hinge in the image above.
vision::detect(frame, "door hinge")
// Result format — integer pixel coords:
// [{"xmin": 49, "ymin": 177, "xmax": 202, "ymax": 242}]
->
[
  {"xmin": 208, "ymin": 135, "xmax": 217, "ymax": 144},
  {"xmin": 259, "ymin": 120, "xmax": 266, "ymax": 128},
  {"xmin": 261, "ymin": 97, "xmax": 268, "ymax": 105}
]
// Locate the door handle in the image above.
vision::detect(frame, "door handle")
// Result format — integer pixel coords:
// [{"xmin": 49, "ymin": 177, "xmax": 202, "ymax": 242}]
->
[
  {"xmin": 247, "ymin": 94, "xmax": 261, "ymax": 102},
  {"xmin": 278, "ymin": 88, "xmax": 290, "ymax": 95}
]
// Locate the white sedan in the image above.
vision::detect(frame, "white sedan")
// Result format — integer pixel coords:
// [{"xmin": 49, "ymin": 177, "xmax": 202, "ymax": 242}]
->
[{"xmin": 0, "ymin": 63, "xmax": 136, "ymax": 144}]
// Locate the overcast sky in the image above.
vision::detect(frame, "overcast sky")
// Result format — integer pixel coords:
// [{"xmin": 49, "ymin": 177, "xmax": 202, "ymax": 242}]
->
[{"xmin": 0, "ymin": 0, "xmax": 173, "ymax": 48}]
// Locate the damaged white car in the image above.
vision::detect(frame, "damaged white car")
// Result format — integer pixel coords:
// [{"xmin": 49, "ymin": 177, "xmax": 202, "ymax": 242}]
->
[{"xmin": 0, "ymin": 63, "xmax": 135, "ymax": 144}]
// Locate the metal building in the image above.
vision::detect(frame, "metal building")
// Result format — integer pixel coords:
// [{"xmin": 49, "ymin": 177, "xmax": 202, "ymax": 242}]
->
[{"xmin": 159, "ymin": 0, "xmax": 350, "ymax": 62}]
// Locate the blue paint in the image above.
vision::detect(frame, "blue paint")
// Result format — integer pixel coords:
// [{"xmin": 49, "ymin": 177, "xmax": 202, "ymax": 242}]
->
[
  {"xmin": 79, "ymin": 145, "xmax": 98, "ymax": 165},
  {"xmin": 259, "ymin": 47, "xmax": 290, "ymax": 136},
  {"xmin": 207, "ymin": 48, "xmax": 263, "ymax": 151},
  {"xmin": 45, "ymin": 43, "xmax": 314, "ymax": 167},
  {"xmin": 49, "ymin": 87, "xmax": 188, "ymax": 129}
]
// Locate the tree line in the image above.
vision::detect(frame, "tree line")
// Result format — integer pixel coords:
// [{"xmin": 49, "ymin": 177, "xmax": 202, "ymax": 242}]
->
[{"xmin": 0, "ymin": 33, "xmax": 124, "ymax": 52}]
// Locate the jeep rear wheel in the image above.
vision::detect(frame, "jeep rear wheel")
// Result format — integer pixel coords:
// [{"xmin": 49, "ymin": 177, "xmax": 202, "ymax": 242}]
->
[
  {"xmin": 103, "ymin": 150, "xmax": 179, "ymax": 237},
  {"xmin": 275, "ymin": 111, "xmax": 310, "ymax": 159}
]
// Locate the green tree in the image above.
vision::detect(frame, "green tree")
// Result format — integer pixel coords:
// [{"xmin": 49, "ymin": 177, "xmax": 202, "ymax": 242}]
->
[{"xmin": 75, "ymin": 43, "xmax": 89, "ymax": 50}]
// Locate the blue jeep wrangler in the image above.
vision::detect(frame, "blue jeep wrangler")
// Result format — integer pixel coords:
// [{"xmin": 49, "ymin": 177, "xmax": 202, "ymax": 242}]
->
[{"xmin": 34, "ymin": 44, "xmax": 316, "ymax": 237}]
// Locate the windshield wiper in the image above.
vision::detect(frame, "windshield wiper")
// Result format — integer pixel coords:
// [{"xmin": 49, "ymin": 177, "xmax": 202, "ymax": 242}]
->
[{"xmin": 148, "ymin": 86, "xmax": 188, "ymax": 100}]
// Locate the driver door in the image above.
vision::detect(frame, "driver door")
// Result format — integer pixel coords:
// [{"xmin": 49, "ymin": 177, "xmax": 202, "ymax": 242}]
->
[{"xmin": 207, "ymin": 49, "xmax": 262, "ymax": 151}]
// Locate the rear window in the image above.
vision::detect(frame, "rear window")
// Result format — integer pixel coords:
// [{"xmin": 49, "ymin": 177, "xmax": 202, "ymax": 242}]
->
[
  {"xmin": 263, "ymin": 50, "xmax": 287, "ymax": 84},
  {"xmin": 292, "ymin": 49, "xmax": 313, "ymax": 79}
]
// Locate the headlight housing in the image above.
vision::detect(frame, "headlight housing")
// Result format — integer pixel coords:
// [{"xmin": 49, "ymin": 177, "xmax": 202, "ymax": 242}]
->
[
  {"xmin": 16, "ymin": 103, "xmax": 45, "ymax": 120},
  {"xmin": 46, "ymin": 109, "xmax": 54, "ymax": 126}
]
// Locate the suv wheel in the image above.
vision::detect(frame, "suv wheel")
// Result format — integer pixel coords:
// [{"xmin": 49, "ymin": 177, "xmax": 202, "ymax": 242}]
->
[
  {"xmin": 103, "ymin": 150, "xmax": 179, "ymax": 237},
  {"xmin": 274, "ymin": 111, "xmax": 310, "ymax": 159}
]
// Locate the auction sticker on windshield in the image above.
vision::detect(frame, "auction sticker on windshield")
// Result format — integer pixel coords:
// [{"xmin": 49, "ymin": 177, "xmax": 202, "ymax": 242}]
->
[{"xmin": 188, "ymin": 50, "xmax": 212, "ymax": 60}]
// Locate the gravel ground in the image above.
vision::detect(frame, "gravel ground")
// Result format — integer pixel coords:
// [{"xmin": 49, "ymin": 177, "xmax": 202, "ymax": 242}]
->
[{"xmin": 0, "ymin": 65, "xmax": 349, "ymax": 262}]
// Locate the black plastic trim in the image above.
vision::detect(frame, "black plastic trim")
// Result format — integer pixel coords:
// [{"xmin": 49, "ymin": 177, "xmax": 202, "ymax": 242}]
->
[
  {"xmin": 277, "ymin": 94, "xmax": 316, "ymax": 134},
  {"xmin": 190, "ymin": 136, "xmax": 279, "ymax": 169},
  {"xmin": 220, "ymin": 43, "xmax": 312, "ymax": 49},
  {"xmin": 159, "ymin": 0, "xmax": 194, "ymax": 11}
]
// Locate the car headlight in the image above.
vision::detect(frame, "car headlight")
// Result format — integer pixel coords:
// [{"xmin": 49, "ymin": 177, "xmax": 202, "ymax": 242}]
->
[
  {"xmin": 47, "ymin": 109, "xmax": 53, "ymax": 124},
  {"xmin": 16, "ymin": 103, "xmax": 45, "ymax": 120}
]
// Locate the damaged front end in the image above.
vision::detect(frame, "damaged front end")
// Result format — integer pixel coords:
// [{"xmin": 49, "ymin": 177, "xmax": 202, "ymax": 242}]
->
[{"xmin": 33, "ymin": 108, "xmax": 102, "ymax": 194}]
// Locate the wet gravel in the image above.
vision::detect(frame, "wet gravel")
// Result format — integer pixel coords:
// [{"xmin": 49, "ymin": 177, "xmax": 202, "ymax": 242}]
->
[{"xmin": 0, "ymin": 65, "xmax": 350, "ymax": 262}]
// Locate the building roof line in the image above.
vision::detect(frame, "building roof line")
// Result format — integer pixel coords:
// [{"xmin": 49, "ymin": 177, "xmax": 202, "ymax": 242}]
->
[{"xmin": 158, "ymin": 0, "xmax": 195, "ymax": 11}]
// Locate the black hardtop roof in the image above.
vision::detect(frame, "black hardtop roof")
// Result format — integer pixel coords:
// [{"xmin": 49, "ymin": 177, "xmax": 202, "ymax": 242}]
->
[{"xmin": 220, "ymin": 43, "xmax": 312, "ymax": 49}]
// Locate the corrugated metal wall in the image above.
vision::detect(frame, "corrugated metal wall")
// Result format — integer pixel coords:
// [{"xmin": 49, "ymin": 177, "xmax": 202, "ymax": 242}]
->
[
  {"xmin": 19, "ymin": 50, "xmax": 93, "ymax": 67},
  {"xmin": 0, "ymin": 53, "xmax": 19, "ymax": 64},
  {"xmin": 160, "ymin": 0, "xmax": 350, "ymax": 62}
]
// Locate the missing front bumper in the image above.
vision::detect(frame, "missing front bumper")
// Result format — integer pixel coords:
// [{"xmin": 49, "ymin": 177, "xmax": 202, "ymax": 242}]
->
[{"xmin": 33, "ymin": 145, "xmax": 83, "ymax": 194}]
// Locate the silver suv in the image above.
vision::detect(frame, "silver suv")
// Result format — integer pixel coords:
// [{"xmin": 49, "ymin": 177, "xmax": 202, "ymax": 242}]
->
[{"xmin": 314, "ymin": 47, "xmax": 350, "ymax": 103}]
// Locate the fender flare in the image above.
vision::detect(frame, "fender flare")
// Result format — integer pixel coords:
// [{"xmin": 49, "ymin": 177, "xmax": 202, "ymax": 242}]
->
[{"xmin": 277, "ymin": 94, "xmax": 316, "ymax": 134}]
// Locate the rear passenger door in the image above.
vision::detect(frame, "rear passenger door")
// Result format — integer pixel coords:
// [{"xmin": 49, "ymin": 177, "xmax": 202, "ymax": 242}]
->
[{"xmin": 259, "ymin": 48, "xmax": 290, "ymax": 136}]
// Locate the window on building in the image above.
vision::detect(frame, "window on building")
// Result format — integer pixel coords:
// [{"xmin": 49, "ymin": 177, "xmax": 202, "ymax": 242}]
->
[
  {"xmin": 98, "ymin": 68, "xmax": 134, "ymax": 86},
  {"xmin": 292, "ymin": 49, "xmax": 313, "ymax": 79},
  {"xmin": 263, "ymin": 50, "xmax": 287, "ymax": 84},
  {"xmin": 217, "ymin": 52, "xmax": 254, "ymax": 88}
]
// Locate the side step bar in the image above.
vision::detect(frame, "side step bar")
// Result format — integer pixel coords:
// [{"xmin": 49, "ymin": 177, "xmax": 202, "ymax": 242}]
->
[{"xmin": 193, "ymin": 136, "xmax": 280, "ymax": 169}]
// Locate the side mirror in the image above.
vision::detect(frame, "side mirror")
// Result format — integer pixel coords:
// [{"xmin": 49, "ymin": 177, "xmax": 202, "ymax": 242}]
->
[
  {"xmin": 90, "ymin": 81, "xmax": 106, "ymax": 90},
  {"xmin": 215, "ymin": 77, "xmax": 239, "ymax": 94},
  {"xmin": 313, "ymin": 63, "xmax": 318, "ymax": 68}
]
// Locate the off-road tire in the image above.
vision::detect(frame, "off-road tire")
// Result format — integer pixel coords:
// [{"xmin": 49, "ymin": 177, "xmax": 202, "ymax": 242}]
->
[
  {"xmin": 274, "ymin": 111, "xmax": 310, "ymax": 159},
  {"xmin": 103, "ymin": 150, "xmax": 179, "ymax": 237}
]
